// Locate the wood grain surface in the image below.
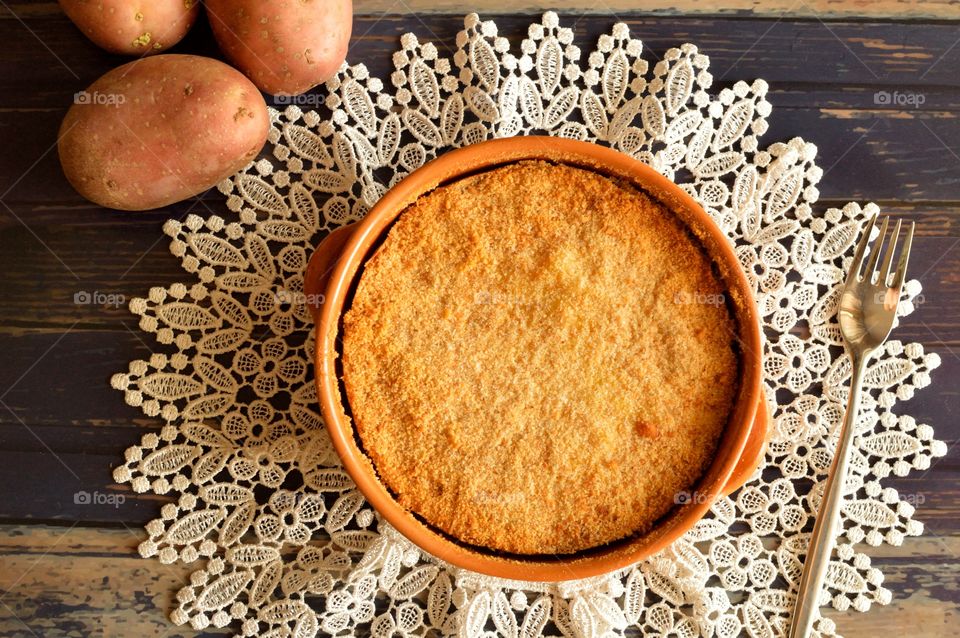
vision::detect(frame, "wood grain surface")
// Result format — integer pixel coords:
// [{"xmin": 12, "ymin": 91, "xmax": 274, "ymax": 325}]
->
[
  {"xmin": 0, "ymin": 2, "xmax": 957, "ymax": 637},
  {"xmin": 354, "ymin": 0, "xmax": 960, "ymax": 19}
]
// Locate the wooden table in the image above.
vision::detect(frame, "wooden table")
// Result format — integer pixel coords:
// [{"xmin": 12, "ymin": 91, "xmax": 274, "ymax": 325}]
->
[{"xmin": 0, "ymin": 2, "xmax": 957, "ymax": 636}]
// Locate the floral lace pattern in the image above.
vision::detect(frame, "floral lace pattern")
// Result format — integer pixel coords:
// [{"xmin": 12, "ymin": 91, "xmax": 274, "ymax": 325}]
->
[{"xmin": 110, "ymin": 13, "xmax": 945, "ymax": 638}]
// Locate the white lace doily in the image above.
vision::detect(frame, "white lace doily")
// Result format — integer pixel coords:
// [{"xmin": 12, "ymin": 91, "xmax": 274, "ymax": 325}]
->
[{"xmin": 110, "ymin": 13, "xmax": 945, "ymax": 638}]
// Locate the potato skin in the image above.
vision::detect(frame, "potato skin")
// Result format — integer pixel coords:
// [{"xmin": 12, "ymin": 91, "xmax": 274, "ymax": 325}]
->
[
  {"xmin": 206, "ymin": 0, "xmax": 352, "ymax": 95},
  {"xmin": 59, "ymin": 0, "xmax": 200, "ymax": 55},
  {"xmin": 58, "ymin": 55, "xmax": 270, "ymax": 211}
]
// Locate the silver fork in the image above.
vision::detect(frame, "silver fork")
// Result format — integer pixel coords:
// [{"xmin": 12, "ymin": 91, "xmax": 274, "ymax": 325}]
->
[{"xmin": 787, "ymin": 214, "xmax": 915, "ymax": 638}]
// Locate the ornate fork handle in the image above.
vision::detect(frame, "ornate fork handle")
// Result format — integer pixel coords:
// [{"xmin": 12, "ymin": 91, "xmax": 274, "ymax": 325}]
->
[{"xmin": 787, "ymin": 354, "xmax": 866, "ymax": 638}]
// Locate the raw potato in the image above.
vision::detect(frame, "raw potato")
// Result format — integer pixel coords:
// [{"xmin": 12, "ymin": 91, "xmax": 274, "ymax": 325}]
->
[
  {"xmin": 59, "ymin": 54, "xmax": 270, "ymax": 211},
  {"xmin": 59, "ymin": 0, "xmax": 200, "ymax": 55},
  {"xmin": 206, "ymin": 0, "xmax": 352, "ymax": 95}
]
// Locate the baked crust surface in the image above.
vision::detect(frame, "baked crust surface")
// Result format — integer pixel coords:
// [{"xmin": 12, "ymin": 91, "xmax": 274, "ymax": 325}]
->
[{"xmin": 342, "ymin": 161, "xmax": 739, "ymax": 555}]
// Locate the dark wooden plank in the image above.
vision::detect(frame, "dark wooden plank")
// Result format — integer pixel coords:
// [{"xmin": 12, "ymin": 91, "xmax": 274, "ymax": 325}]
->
[
  {"xmin": 3, "ymin": 106, "xmax": 959, "ymax": 205},
  {"xmin": 7, "ymin": 0, "xmax": 960, "ymax": 20},
  {"xmin": 0, "ymin": 202, "xmax": 201, "ymax": 299},
  {"xmin": 749, "ymin": 109, "xmax": 960, "ymax": 203},
  {"xmin": 0, "ymin": 449, "xmax": 165, "ymax": 525},
  {"xmin": 353, "ymin": 0, "xmax": 960, "ymax": 20},
  {"xmin": 0, "ymin": 524, "xmax": 956, "ymax": 638},
  {"xmin": 1, "ymin": 14, "xmax": 959, "ymax": 204},
  {"xmin": 5, "ymin": 12, "xmax": 960, "ymax": 95},
  {"xmin": 3, "ymin": 10, "xmax": 960, "ymax": 99},
  {"xmin": 822, "ymin": 536, "xmax": 960, "ymax": 637},
  {"xmin": 0, "ymin": 525, "xmax": 222, "ymax": 638},
  {"xmin": 0, "ymin": 330, "xmax": 162, "ymax": 430}
]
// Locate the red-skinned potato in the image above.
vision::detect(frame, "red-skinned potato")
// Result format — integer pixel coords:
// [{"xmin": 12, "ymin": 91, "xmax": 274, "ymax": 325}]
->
[
  {"xmin": 205, "ymin": 0, "xmax": 352, "ymax": 95},
  {"xmin": 59, "ymin": 0, "xmax": 200, "ymax": 55},
  {"xmin": 59, "ymin": 54, "xmax": 270, "ymax": 211}
]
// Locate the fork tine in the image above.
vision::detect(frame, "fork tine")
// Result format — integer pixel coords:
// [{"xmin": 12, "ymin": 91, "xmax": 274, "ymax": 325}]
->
[
  {"xmin": 878, "ymin": 218, "xmax": 902, "ymax": 286},
  {"xmin": 891, "ymin": 221, "xmax": 915, "ymax": 290},
  {"xmin": 846, "ymin": 213, "xmax": 878, "ymax": 285},
  {"xmin": 864, "ymin": 216, "xmax": 889, "ymax": 283}
]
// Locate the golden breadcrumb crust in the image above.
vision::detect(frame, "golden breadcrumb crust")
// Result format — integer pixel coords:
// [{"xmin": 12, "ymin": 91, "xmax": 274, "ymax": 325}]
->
[{"xmin": 341, "ymin": 161, "xmax": 739, "ymax": 555}]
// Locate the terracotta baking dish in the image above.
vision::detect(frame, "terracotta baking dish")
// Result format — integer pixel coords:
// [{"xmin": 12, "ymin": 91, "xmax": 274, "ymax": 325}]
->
[{"xmin": 305, "ymin": 137, "xmax": 768, "ymax": 581}]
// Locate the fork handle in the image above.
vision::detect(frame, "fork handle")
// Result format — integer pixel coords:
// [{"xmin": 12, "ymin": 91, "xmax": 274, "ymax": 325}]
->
[{"xmin": 788, "ymin": 355, "xmax": 867, "ymax": 638}]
